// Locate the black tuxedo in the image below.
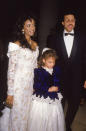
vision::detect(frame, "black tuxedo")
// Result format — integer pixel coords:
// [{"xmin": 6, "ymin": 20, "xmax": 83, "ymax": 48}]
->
[{"xmin": 47, "ymin": 30, "xmax": 86, "ymax": 129}]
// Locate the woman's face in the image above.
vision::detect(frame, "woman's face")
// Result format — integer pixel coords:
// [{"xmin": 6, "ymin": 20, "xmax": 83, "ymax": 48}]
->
[{"xmin": 23, "ymin": 19, "xmax": 35, "ymax": 37}]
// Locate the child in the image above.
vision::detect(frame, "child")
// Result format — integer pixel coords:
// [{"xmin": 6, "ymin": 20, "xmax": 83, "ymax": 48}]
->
[{"xmin": 27, "ymin": 48, "xmax": 65, "ymax": 131}]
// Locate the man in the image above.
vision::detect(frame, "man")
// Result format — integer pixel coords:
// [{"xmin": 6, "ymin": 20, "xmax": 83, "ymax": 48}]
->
[{"xmin": 47, "ymin": 13, "xmax": 86, "ymax": 131}]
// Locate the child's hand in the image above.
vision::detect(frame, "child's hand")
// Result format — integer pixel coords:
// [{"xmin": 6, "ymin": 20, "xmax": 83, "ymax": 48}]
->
[{"xmin": 48, "ymin": 86, "xmax": 58, "ymax": 92}]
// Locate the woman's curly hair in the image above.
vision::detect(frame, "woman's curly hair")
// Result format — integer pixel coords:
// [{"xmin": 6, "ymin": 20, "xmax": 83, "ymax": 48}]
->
[{"xmin": 12, "ymin": 14, "xmax": 37, "ymax": 50}]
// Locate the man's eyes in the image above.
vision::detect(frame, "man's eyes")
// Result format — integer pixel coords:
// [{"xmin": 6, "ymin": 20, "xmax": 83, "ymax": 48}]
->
[{"xmin": 65, "ymin": 20, "xmax": 75, "ymax": 22}]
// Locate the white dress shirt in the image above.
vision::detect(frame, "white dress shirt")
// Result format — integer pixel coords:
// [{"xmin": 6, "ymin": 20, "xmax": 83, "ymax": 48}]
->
[{"xmin": 63, "ymin": 30, "xmax": 74, "ymax": 57}]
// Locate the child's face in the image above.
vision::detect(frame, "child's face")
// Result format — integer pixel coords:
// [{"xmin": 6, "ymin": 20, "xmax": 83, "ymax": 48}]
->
[{"xmin": 43, "ymin": 57, "xmax": 55, "ymax": 69}]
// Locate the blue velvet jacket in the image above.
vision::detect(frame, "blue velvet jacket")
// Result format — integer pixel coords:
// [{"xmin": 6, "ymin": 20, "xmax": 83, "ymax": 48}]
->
[{"xmin": 33, "ymin": 66, "xmax": 61, "ymax": 100}]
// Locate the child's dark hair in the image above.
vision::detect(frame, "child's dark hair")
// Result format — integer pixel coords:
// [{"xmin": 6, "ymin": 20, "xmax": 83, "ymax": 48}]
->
[{"xmin": 38, "ymin": 49, "xmax": 58, "ymax": 68}]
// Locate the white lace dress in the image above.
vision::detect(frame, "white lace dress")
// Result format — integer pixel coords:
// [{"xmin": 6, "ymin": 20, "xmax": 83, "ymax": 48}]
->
[{"xmin": 0, "ymin": 42, "xmax": 39, "ymax": 131}]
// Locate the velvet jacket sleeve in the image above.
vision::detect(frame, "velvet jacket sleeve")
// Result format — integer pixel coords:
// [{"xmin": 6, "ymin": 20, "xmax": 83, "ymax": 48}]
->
[
  {"xmin": 53, "ymin": 66, "xmax": 61, "ymax": 91},
  {"xmin": 33, "ymin": 68, "xmax": 50, "ymax": 93}
]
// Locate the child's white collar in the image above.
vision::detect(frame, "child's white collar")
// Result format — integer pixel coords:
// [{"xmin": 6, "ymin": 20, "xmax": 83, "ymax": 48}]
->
[{"xmin": 42, "ymin": 66, "xmax": 53, "ymax": 75}]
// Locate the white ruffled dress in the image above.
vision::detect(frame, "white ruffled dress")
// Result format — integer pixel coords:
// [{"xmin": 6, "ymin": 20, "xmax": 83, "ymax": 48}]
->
[
  {"xmin": 0, "ymin": 42, "xmax": 39, "ymax": 131},
  {"xmin": 27, "ymin": 67, "xmax": 65, "ymax": 131}
]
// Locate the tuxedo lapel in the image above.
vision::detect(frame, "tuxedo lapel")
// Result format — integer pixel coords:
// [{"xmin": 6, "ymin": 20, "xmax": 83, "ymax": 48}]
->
[
  {"xmin": 70, "ymin": 33, "xmax": 79, "ymax": 59},
  {"xmin": 58, "ymin": 32, "xmax": 68, "ymax": 59}
]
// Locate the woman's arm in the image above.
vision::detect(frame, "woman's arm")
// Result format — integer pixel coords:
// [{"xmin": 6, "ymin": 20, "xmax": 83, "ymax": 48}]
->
[{"xmin": 6, "ymin": 42, "xmax": 19, "ymax": 105}]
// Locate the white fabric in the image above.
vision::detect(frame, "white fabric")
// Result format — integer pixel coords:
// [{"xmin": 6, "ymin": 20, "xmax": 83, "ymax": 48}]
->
[
  {"xmin": 27, "ymin": 93, "xmax": 65, "ymax": 131},
  {"xmin": 31, "ymin": 92, "xmax": 63, "ymax": 104},
  {"xmin": 42, "ymin": 66, "xmax": 53, "ymax": 75},
  {"xmin": 42, "ymin": 48, "xmax": 51, "ymax": 54},
  {"xmin": 0, "ymin": 42, "xmax": 39, "ymax": 131},
  {"xmin": 63, "ymin": 30, "xmax": 74, "ymax": 57}
]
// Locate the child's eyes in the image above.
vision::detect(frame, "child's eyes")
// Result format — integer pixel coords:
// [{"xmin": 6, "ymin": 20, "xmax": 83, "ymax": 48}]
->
[
  {"xmin": 27, "ymin": 24, "xmax": 35, "ymax": 27},
  {"xmin": 27, "ymin": 24, "xmax": 30, "ymax": 27}
]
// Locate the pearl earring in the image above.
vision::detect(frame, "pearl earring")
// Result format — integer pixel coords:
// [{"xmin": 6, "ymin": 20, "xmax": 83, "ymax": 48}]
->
[{"xmin": 22, "ymin": 29, "xmax": 24, "ymax": 34}]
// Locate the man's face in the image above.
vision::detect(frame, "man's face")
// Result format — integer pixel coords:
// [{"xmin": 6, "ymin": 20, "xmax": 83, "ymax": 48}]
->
[{"xmin": 62, "ymin": 14, "xmax": 75, "ymax": 32}]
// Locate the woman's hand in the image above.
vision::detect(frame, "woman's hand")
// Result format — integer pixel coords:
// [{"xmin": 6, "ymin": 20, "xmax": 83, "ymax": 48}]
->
[
  {"xmin": 48, "ymin": 86, "xmax": 58, "ymax": 92},
  {"xmin": 6, "ymin": 95, "xmax": 14, "ymax": 107}
]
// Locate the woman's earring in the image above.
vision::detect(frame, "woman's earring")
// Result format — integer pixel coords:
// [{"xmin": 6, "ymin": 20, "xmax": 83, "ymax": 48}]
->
[{"xmin": 22, "ymin": 29, "xmax": 24, "ymax": 34}]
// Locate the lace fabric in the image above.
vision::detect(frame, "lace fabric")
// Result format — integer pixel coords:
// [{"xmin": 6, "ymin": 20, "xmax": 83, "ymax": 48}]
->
[
  {"xmin": 31, "ymin": 92, "xmax": 63, "ymax": 104},
  {"xmin": 0, "ymin": 42, "xmax": 39, "ymax": 131}
]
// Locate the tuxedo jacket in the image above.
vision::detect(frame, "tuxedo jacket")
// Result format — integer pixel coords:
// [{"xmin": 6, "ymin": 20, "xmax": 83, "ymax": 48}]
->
[
  {"xmin": 47, "ymin": 30, "xmax": 86, "ymax": 98},
  {"xmin": 33, "ymin": 66, "xmax": 60, "ymax": 100}
]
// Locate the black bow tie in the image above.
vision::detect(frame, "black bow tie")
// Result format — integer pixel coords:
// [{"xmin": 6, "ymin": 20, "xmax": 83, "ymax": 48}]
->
[{"xmin": 65, "ymin": 33, "xmax": 74, "ymax": 36}]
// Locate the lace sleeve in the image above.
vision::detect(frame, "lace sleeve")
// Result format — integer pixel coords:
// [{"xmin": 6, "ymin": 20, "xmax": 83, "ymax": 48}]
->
[
  {"xmin": 7, "ymin": 50, "xmax": 18, "ymax": 96},
  {"xmin": 34, "ymin": 46, "xmax": 39, "ymax": 68},
  {"xmin": 7, "ymin": 42, "xmax": 19, "ymax": 96}
]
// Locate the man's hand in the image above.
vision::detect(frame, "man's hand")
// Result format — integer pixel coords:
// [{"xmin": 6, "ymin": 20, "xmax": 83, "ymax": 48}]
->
[{"xmin": 84, "ymin": 81, "xmax": 86, "ymax": 88}]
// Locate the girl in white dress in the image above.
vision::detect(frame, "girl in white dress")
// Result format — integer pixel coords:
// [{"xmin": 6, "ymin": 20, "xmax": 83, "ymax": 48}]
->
[
  {"xmin": 0, "ymin": 15, "xmax": 39, "ymax": 131},
  {"xmin": 27, "ymin": 48, "xmax": 65, "ymax": 131}
]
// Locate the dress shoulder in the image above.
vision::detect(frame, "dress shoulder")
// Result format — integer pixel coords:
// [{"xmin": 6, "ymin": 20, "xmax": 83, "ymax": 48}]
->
[
  {"xmin": 7, "ymin": 42, "xmax": 20, "ymax": 57},
  {"xmin": 34, "ymin": 68, "xmax": 43, "ymax": 75},
  {"xmin": 34, "ymin": 68, "xmax": 40, "ymax": 73},
  {"xmin": 34, "ymin": 68, "xmax": 43, "ymax": 73},
  {"xmin": 54, "ymin": 66, "xmax": 61, "ymax": 75},
  {"xmin": 54, "ymin": 66, "xmax": 60, "ymax": 72}
]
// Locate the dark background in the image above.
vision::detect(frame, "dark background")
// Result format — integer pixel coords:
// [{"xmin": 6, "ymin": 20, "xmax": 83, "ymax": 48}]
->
[
  {"xmin": 0, "ymin": 0, "xmax": 86, "ymax": 110},
  {"xmin": 0, "ymin": 0, "xmax": 86, "ymax": 38},
  {"xmin": 0, "ymin": 0, "xmax": 40, "ymax": 39}
]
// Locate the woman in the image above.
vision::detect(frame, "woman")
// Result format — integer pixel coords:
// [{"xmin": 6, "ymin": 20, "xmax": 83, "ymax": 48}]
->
[{"xmin": 0, "ymin": 14, "xmax": 39, "ymax": 131}]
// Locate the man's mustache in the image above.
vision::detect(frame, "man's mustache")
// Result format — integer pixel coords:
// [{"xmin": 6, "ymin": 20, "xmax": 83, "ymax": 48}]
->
[{"xmin": 68, "ymin": 24, "xmax": 73, "ymax": 26}]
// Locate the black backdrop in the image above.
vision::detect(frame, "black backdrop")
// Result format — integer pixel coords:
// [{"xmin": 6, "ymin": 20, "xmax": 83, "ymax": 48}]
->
[{"xmin": 0, "ymin": 0, "xmax": 86, "ymax": 107}]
